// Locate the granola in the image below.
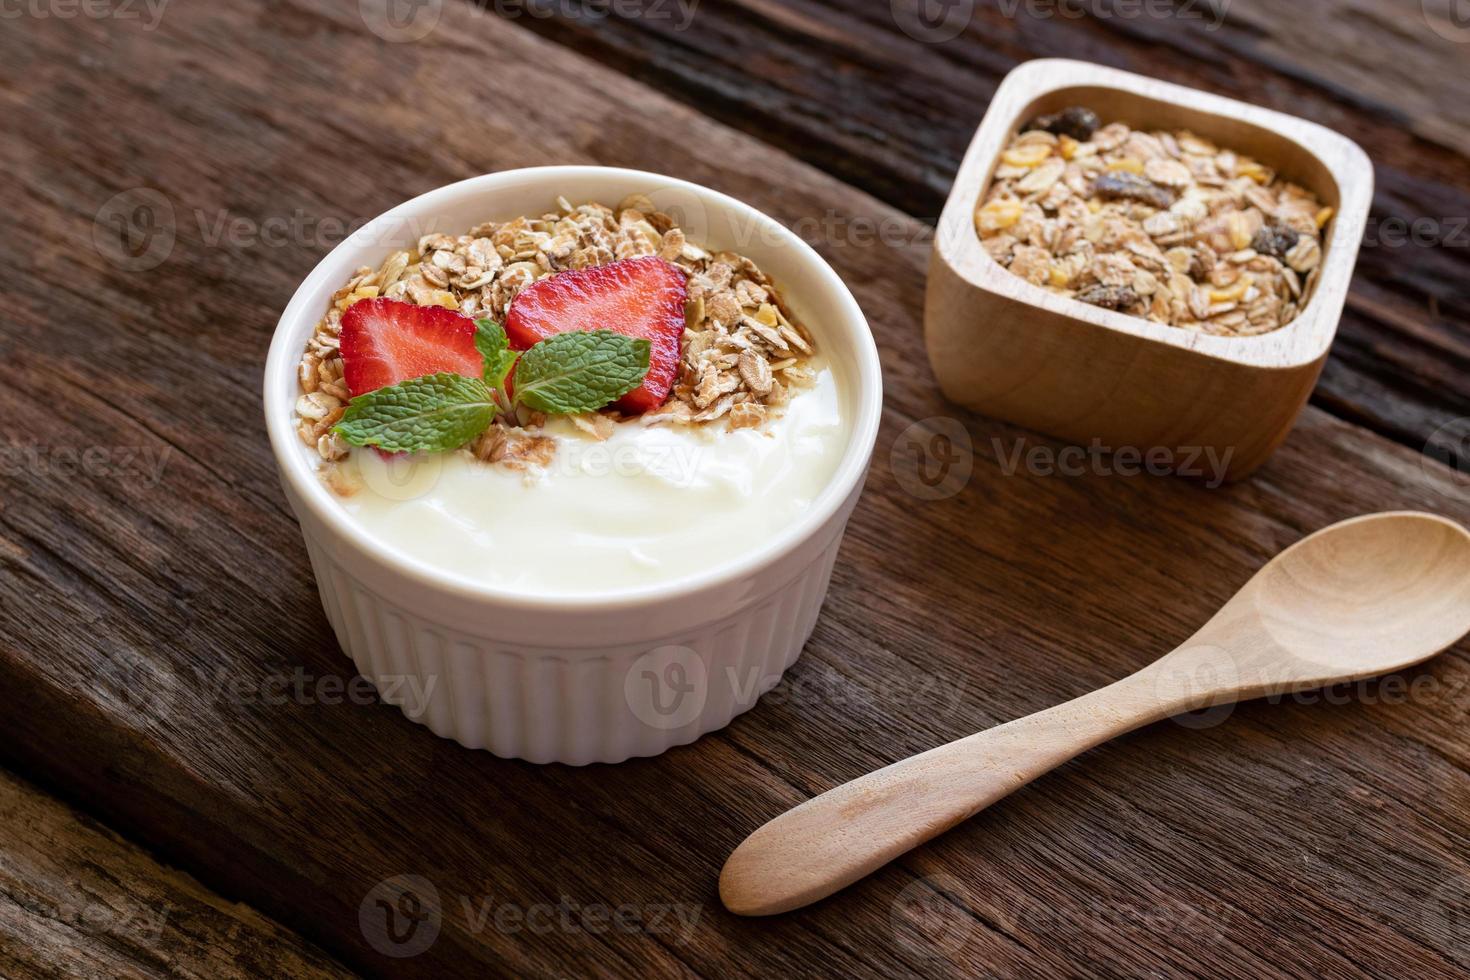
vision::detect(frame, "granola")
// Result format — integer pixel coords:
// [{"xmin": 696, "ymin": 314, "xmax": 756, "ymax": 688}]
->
[
  {"xmin": 976, "ymin": 109, "xmax": 1333, "ymax": 336},
  {"xmin": 294, "ymin": 197, "xmax": 818, "ymax": 475}
]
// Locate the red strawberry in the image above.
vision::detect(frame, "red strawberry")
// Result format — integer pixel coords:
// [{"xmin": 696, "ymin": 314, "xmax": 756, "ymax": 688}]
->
[
  {"xmin": 339, "ymin": 298, "xmax": 484, "ymax": 397},
  {"xmin": 505, "ymin": 256, "xmax": 687, "ymax": 414}
]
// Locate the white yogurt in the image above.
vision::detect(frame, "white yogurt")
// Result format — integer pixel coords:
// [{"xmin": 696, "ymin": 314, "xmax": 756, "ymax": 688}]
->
[{"xmin": 334, "ymin": 363, "xmax": 848, "ymax": 596}]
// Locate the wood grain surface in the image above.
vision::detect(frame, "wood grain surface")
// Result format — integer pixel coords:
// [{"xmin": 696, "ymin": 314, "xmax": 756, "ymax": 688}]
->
[
  {"xmin": 0, "ymin": 769, "xmax": 355, "ymax": 979},
  {"xmin": 1, "ymin": 0, "xmax": 1467, "ymax": 977}
]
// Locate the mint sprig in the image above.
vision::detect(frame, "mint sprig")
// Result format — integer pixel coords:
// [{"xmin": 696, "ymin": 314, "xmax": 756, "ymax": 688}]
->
[
  {"xmin": 513, "ymin": 330, "xmax": 651, "ymax": 415},
  {"xmin": 334, "ymin": 373, "xmax": 497, "ymax": 454},
  {"xmin": 332, "ymin": 329, "xmax": 650, "ymax": 455}
]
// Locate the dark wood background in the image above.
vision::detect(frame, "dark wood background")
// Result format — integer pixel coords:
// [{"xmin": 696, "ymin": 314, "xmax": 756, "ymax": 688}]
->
[{"xmin": 1, "ymin": 0, "xmax": 1467, "ymax": 977}]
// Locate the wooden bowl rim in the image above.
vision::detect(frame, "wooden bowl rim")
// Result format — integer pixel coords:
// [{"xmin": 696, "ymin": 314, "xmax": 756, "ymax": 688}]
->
[{"xmin": 936, "ymin": 58, "xmax": 1374, "ymax": 370}]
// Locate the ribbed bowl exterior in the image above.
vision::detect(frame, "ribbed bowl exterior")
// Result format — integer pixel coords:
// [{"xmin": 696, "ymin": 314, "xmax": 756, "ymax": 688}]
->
[{"xmin": 300, "ymin": 526, "xmax": 845, "ymax": 765}]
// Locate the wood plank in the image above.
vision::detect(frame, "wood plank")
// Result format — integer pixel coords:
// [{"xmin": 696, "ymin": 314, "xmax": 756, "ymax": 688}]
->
[
  {"xmin": 485, "ymin": 0, "xmax": 1470, "ymax": 469},
  {"xmin": 1, "ymin": 2, "xmax": 1467, "ymax": 976},
  {"xmin": 0, "ymin": 769, "xmax": 355, "ymax": 979}
]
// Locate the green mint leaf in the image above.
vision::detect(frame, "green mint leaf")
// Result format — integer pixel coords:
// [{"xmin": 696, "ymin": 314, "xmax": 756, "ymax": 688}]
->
[
  {"xmin": 334, "ymin": 373, "xmax": 495, "ymax": 454},
  {"xmin": 474, "ymin": 319, "xmax": 518, "ymax": 391},
  {"xmin": 512, "ymin": 330, "xmax": 651, "ymax": 415}
]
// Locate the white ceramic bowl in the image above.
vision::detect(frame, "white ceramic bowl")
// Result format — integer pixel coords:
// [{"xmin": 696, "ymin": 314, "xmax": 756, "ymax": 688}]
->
[{"xmin": 264, "ymin": 166, "xmax": 883, "ymax": 764}]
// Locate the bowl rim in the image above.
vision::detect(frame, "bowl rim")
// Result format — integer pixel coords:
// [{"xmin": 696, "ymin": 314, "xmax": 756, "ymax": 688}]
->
[
  {"xmin": 264, "ymin": 165, "xmax": 883, "ymax": 613},
  {"xmin": 937, "ymin": 58, "xmax": 1374, "ymax": 371}
]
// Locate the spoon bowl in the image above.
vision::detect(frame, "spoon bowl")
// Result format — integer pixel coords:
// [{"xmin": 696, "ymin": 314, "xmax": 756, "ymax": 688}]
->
[
  {"xmin": 1246, "ymin": 512, "xmax": 1470, "ymax": 674},
  {"xmin": 720, "ymin": 512, "xmax": 1470, "ymax": 917}
]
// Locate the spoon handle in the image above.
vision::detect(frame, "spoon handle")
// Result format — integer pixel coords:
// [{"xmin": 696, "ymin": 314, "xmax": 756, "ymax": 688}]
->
[{"xmin": 719, "ymin": 666, "xmax": 1189, "ymax": 916}]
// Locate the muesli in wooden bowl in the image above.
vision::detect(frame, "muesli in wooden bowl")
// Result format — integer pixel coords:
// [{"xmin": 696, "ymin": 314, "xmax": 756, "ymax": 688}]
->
[
  {"xmin": 976, "ymin": 107, "xmax": 1334, "ymax": 337},
  {"xmin": 926, "ymin": 59, "xmax": 1373, "ymax": 481}
]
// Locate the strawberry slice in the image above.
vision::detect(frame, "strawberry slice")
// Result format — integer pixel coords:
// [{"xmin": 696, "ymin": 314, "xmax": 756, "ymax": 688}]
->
[
  {"xmin": 339, "ymin": 298, "xmax": 484, "ymax": 397},
  {"xmin": 505, "ymin": 256, "xmax": 687, "ymax": 414}
]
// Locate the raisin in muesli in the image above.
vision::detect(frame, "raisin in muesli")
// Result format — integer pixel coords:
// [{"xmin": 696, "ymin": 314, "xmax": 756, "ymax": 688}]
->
[
  {"xmin": 1250, "ymin": 223, "xmax": 1301, "ymax": 261},
  {"xmin": 1024, "ymin": 106, "xmax": 1101, "ymax": 142},
  {"xmin": 1092, "ymin": 172, "xmax": 1177, "ymax": 210},
  {"xmin": 1076, "ymin": 284, "xmax": 1140, "ymax": 312}
]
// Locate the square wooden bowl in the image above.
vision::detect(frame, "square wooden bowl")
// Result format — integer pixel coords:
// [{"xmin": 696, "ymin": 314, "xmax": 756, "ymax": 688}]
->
[{"xmin": 925, "ymin": 59, "xmax": 1373, "ymax": 480}]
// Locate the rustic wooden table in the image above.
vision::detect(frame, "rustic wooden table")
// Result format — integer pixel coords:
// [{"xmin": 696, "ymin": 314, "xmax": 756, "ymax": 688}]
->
[{"xmin": 2, "ymin": 1, "xmax": 1468, "ymax": 977}]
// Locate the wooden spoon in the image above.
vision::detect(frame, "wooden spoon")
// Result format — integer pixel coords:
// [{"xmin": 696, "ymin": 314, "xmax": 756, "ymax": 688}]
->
[{"xmin": 720, "ymin": 512, "xmax": 1470, "ymax": 916}]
